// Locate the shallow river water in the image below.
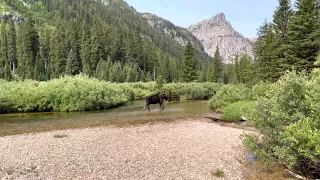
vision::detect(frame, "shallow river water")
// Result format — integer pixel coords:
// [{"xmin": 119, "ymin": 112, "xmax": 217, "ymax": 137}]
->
[{"xmin": 0, "ymin": 100, "xmax": 213, "ymax": 136}]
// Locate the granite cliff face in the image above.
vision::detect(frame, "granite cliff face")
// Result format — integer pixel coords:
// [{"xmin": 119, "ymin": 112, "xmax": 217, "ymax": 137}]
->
[
  {"xmin": 188, "ymin": 13, "xmax": 253, "ymax": 63},
  {"xmin": 141, "ymin": 13, "xmax": 205, "ymax": 51}
]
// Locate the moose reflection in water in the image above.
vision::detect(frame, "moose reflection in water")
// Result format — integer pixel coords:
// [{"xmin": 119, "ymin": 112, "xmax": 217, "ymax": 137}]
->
[{"xmin": 143, "ymin": 94, "xmax": 169, "ymax": 112}]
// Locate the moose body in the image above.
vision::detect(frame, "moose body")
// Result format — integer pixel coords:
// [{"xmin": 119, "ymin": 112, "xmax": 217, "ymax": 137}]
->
[{"xmin": 143, "ymin": 94, "xmax": 169, "ymax": 112}]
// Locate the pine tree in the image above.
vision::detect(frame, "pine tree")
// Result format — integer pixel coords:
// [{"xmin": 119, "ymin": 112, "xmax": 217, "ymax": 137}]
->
[
  {"xmin": 284, "ymin": 0, "xmax": 320, "ymax": 71},
  {"xmin": 146, "ymin": 71, "xmax": 153, "ymax": 82},
  {"xmin": 51, "ymin": 18, "xmax": 67, "ymax": 78},
  {"xmin": 16, "ymin": 24, "xmax": 25, "ymax": 79},
  {"xmin": 68, "ymin": 20, "xmax": 82, "ymax": 74},
  {"xmin": 254, "ymin": 21, "xmax": 279, "ymax": 81},
  {"xmin": 156, "ymin": 75, "xmax": 164, "ymax": 90},
  {"xmin": 90, "ymin": 15, "xmax": 105, "ymax": 76},
  {"xmin": 273, "ymin": 0, "xmax": 293, "ymax": 40},
  {"xmin": 140, "ymin": 71, "xmax": 146, "ymax": 82},
  {"xmin": 40, "ymin": 28, "xmax": 51, "ymax": 80},
  {"xmin": 234, "ymin": 54, "xmax": 240, "ymax": 83},
  {"xmin": 34, "ymin": 54, "xmax": 45, "ymax": 81},
  {"xmin": 80, "ymin": 20, "xmax": 91, "ymax": 76},
  {"xmin": 207, "ymin": 63, "xmax": 215, "ymax": 82},
  {"xmin": 0, "ymin": 20, "xmax": 7, "ymax": 78},
  {"xmin": 272, "ymin": 0, "xmax": 293, "ymax": 73},
  {"xmin": 109, "ymin": 61, "xmax": 123, "ymax": 82},
  {"xmin": 225, "ymin": 63, "xmax": 236, "ymax": 84},
  {"xmin": 239, "ymin": 55, "xmax": 254, "ymax": 84},
  {"xmin": 213, "ymin": 46, "xmax": 223, "ymax": 83},
  {"xmin": 7, "ymin": 19, "xmax": 17, "ymax": 72},
  {"xmin": 95, "ymin": 59, "xmax": 107, "ymax": 80},
  {"xmin": 4, "ymin": 62, "xmax": 12, "ymax": 81},
  {"xmin": 24, "ymin": 17, "xmax": 39, "ymax": 79},
  {"xmin": 198, "ymin": 64, "xmax": 207, "ymax": 82},
  {"xmin": 66, "ymin": 49, "xmax": 81, "ymax": 75},
  {"xmin": 181, "ymin": 42, "xmax": 197, "ymax": 82}
]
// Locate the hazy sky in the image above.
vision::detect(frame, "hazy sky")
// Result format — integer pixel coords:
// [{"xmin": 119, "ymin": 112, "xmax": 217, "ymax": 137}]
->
[{"xmin": 125, "ymin": 0, "xmax": 295, "ymax": 38}]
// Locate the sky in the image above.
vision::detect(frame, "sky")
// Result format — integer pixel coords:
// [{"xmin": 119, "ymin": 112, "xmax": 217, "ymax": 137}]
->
[{"xmin": 125, "ymin": 0, "xmax": 294, "ymax": 38}]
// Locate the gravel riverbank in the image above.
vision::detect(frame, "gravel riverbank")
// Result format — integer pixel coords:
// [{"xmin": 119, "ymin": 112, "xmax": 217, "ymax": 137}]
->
[{"xmin": 0, "ymin": 119, "xmax": 249, "ymax": 180}]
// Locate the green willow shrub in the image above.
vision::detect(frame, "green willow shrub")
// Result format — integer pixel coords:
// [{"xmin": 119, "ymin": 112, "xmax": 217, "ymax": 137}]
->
[
  {"xmin": 252, "ymin": 81, "xmax": 273, "ymax": 100},
  {"xmin": 120, "ymin": 82, "xmax": 156, "ymax": 100},
  {"xmin": 0, "ymin": 80, "xmax": 11, "ymax": 113},
  {"xmin": 245, "ymin": 70, "xmax": 320, "ymax": 176},
  {"xmin": 0, "ymin": 75, "xmax": 135, "ymax": 113},
  {"xmin": 207, "ymin": 84, "xmax": 252, "ymax": 109},
  {"xmin": 221, "ymin": 101, "xmax": 254, "ymax": 122},
  {"xmin": 162, "ymin": 82, "xmax": 221, "ymax": 100}
]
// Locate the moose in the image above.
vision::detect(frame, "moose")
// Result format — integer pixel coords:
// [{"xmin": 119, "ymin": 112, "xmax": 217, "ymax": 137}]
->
[{"xmin": 143, "ymin": 94, "xmax": 169, "ymax": 112}]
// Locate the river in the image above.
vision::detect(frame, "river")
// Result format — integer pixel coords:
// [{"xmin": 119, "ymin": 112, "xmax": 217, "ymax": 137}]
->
[{"xmin": 0, "ymin": 100, "xmax": 214, "ymax": 136}]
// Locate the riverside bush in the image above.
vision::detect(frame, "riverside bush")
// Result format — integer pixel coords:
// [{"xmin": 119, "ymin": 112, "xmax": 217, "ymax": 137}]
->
[
  {"xmin": 0, "ymin": 75, "xmax": 135, "ymax": 113},
  {"xmin": 245, "ymin": 70, "xmax": 320, "ymax": 177},
  {"xmin": 162, "ymin": 82, "xmax": 221, "ymax": 100},
  {"xmin": 207, "ymin": 84, "xmax": 252, "ymax": 109},
  {"xmin": 120, "ymin": 82, "xmax": 156, "ymax": 100},
  {"xmin": 221, "ymin": 101, "xmax": 254, "ymax": 122}
]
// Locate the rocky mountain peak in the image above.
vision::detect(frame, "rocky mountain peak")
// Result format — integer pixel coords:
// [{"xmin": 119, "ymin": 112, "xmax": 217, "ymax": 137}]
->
[
  {"xmin": 187, "ymin": 13, "xmax": 253, "ymax": 63},
  {"xmin": 210, "ymin": 12, "xmax": 227, "ymax": 24}
]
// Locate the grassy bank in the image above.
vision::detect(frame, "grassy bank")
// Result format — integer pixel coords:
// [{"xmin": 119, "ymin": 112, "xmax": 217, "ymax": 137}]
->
[{"xmin": 220, "ymin": 101, "xmax": 255, "ymax": 122}]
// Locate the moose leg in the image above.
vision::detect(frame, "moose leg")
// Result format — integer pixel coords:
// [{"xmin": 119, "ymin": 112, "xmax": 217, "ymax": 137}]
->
[
  {"xmin": 147, "ymin": 104, "xmax": 151, "ymax": 111},
  {"xmin": 143, "ymin": 104, "xmax": 147, "ymax": 112},
  {"xmin": 160, "ymin": 103, "xmax": 165, "ymax": 111}
]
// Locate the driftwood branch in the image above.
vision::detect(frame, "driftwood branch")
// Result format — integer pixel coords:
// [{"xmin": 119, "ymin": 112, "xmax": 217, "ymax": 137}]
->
[{"xmin": 284, "ymin": 169, "xmax": 307, "ymax": 180}]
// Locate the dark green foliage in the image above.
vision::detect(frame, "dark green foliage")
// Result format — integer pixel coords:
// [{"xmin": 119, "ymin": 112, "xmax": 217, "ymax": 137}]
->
[
  {"xmin": 90, "ymin": 15, "xmax": 105, "ymax": 75},
  {"xmin": 234, "ymin": 54, "xmax": 240, "ymax": 83},
  {"xmin": 34, "ymin": 54, "xmax": 45, "ymax": 81},
  {"xmin": 51, "ymin": 18, "xmax": 68, "ymax": 78},
  {"xmin": 39, "ymin": 28, "xmax": 51, "ymax": 80},
  {"xmin": 273, "ymin": 0, "xmax": 293, "ymax": 40},
  {"xmin": 181, "ymin": 42, "xmax": 197, "ymax": 82},
  {"xmin": 80, "ymin": 20, "xmax": 91, "ymax": 76},
  {"xmin": 239, "ymin": 54, "xmax": 255, "ymax": 84},
  {"xmin": 206, "ymin": 62, "xmax": 215, "ymax": 83},
  {"xmin": 0, "ymin": 0, "xmax": 214, "ymax": 82},
  {"xmin": 284, "ymin": 0, "xmax": 320, "ymax": 72},
  {"xmin": 0, "ymin": 20, "xmax": 7, "ymax": 78},
  {"xmin": 254, "ymin": 22, "xmax": 280, "ymax": 81},
  {"xmin": 253, "ymin": 0, "xmax": 319, "ymax": 83},
  {"xmin": 7, "ymin": 19, "xmax": 17, "ymax": 72},
  {"xmin": 213, "ymin": 46, "xmax": 223, "ymax": 83},
  {"xmin": 4, "ymin": 62, "xmax": 12, "ymax": 81},
  {"xmin": 245, "ymin": 70, "xmax": 320, "ymax": 177},
  {"xmin": 66, "ymin": 49, "xmax": 81, "ymax": 75},
  {"xmin": 224, "ymin": 63, "xmax": 236, "ymax": 84},
  {"xmin": 146, "ymin": 71, "xmax": 153, "ymax": 82},
  {"xmin": 156, "ymin": 75, "xmax": 164, "ymax": 90}
]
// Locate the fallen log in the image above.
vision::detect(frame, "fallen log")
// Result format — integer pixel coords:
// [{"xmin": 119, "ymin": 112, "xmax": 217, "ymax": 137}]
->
[{"xmin": 204, "ymin": 114, "xmax": 222, "ymax": 121}]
